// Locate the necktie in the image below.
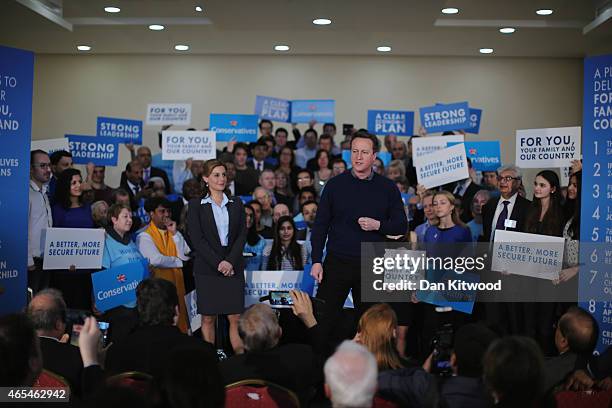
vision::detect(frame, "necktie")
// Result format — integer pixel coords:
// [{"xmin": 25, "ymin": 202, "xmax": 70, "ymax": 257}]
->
[
  {"xmin": 144, "ymin": 168, "xmax": 150, "ymax": 183},
  {"xmin": 258, "ymin": 162, "xmax": 262, "ymax": 172},
  {"xmin": 454, "ymin": 182, "xmax": 464, "ymax": 197},
  {"xmin": 134, "ymin": 185, "xmax": 140, "ymax": 194},
  {"xmin": 495, "ymin": 201, "xmax": 511, "ymax": 231}
]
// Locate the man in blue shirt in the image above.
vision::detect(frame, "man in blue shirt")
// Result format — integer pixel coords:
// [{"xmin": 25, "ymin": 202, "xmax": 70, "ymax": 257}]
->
[{"xmin": 310, "ymin": 130, "xmax": 407, "ymax": 333}]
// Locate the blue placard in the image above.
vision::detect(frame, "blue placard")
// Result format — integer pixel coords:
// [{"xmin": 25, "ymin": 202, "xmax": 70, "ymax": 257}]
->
[
  {"xmin": 416, "ymin": 270, "xmax": 479, "ymax": 314},
  {"xmin": 290, "ymin": 100, "xmax": 335, "ymax": 124},
  {"xmin": 464, "ymin": 108, "xmax": 482, "ymax": 134},
  {"xmin": 209, "ymin": 113, "xmax": 258, "ymax": 142},
  {"xmin": 254, "ymin": 96, "xmax": 291, "ymax": 122},
  {"xmin": 367, "ymin": 110, "xmax": 414, "ymax": 136},
  {"xmin": 419, "ymin": 102, "xmax": 469, "ymax": 133},
  {"xmin": 96, "ymin": 116, "xmax": 143, "ymax": 144},
  {"xmin": 448, "ymin": 141, "xmax": 501, "ymax": 172},
  {"xmin": 0, "ymin": 46, "xmax": 33, "ymax": 315},
  {"xmin": 580, "ymin": 54, "xmax": 612, "ymax": 353},
  {"xmin": 65, "ymin": 135, "xmax": 120, "ymax": 166},
  {"xmin": 91, "ymin": 260, "xmax": 148, "ymax": 312}
]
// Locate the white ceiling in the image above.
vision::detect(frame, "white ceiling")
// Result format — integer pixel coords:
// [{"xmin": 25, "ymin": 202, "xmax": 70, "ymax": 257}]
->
[{"xmin": 1, "ymin": 0, "xmax": 611, "ymax": 57}]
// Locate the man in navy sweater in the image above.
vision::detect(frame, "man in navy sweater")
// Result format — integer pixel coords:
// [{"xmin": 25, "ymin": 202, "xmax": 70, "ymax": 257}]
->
[{"xmin": 310, "ymin": 130, "xmax": 408, "ymax": 334}]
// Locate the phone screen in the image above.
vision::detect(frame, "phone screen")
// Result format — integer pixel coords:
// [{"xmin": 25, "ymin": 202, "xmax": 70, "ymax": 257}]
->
[{"xmin": 269, "ymin": 291, "xmax": 293, "ymax": 308}]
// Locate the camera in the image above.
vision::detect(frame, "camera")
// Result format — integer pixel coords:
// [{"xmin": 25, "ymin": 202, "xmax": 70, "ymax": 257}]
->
[{"xmin": 431, "ymin": 324, "xmax": 454, "ymax": 377}]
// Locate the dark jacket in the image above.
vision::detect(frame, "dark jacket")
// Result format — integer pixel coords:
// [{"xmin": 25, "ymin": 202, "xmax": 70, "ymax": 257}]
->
[
  {"xmin": 39, "ymin": 336, "xmax": 83, "ymax": 396},
  {"xmin": 120, "ymin": 166, "xmax": 172, "ymax": 194},
  {"xmin": 441, "ymin": 376, "xmax": 493, "ymax": 408},
  {"xmin": 481, "ymin": 194, "xmax": 531, "ymax": 242}
]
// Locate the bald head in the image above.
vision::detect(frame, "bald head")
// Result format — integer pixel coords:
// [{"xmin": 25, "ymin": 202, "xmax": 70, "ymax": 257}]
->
[
  {"xmin": 273, "ymin": 203, "xmax": 290, "ymax": 224},
  {"xmin": 556, "ymin": 306, "xmax": 599, "ymax": 355},
  {"xmin": 27, "ymin": 289, "xmax": 67, "ymax": 339}
]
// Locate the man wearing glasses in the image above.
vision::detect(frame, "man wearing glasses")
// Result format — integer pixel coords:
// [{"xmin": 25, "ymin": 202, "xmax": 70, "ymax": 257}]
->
[{"xmin": 28, "ymin": 150, "xmax": 53, "ymax": 292}]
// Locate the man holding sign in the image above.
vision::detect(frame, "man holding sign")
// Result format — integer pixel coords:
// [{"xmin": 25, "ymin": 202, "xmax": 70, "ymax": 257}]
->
[{"xmin": 311, "ymin": 131, "xmax": 407, "ymax": 336}]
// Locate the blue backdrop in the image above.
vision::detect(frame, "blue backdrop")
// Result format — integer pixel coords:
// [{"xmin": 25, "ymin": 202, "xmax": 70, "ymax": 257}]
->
[{"xmin": 0, "ymin": 46, "xmax": 34, "ymax": 315}]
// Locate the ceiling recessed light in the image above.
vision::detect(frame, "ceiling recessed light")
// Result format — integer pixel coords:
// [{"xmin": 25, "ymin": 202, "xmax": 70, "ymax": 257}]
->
[
  {"xmin": 104, "ymin": 6, "xmax": 120, "ymax": 13},
  {"xmin": 312, "ymin": 18, "xmax": 332, "ymax": 25},
  {"xmin": 174, "ymin": 45, "xmax": 189, "ymax": 51},
  {"xmin": 377, "ymin": 46, "xmax": 392, "ymax": 52},
  {"xmin": 274, "ymin": 45, "xmax": 290, "ymax": 51},
  {"xmin": 77, "ymin": 45, "xmax": 91, "ymax": 51},
  {"xmin": 195, "ymin": 6, "xmax": 203, "ymax": 12},
  {"xmin": 148, "ymin": 24, "xmax": 165, "ymax": 31},
  {"xmin": 536, "ymin": 9, "xmax": 553, "ymax": 16},
  {"xmin": 499, "ymin": 27, "xmax": 516, "ymax": 34},
  {"xmin": 441, "ymin": 7, "xmax": 459, "ymax": 14},
  {"xmin": 479, "ymin": 48, "xmax": 494, "ymax": 54}
]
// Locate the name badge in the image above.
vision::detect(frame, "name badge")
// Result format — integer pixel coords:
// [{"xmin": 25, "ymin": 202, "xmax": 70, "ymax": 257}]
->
[{"xmin": 504, "ymin": 219, "xmax": 517, "ymax": 229}]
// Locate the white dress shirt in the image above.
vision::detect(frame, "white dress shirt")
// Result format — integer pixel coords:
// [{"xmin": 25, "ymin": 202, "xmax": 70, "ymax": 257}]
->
[
  {"xmin": 491, "ymin": 192, "xmax": 518, "ymax": 240},
  {"xmin": 136, "ymin": 229, "xmax": 191, "ymax": 268},
  {"xmin": 28, "ymin": 180, "xmax": 53, "ymax": 266},
  {"xmin": 127, "ymin": 179, "xmax": 140, "ymax": 196},
  {"xmin": 201, "ymin": 194, "xmax": 230, "ymax": 246}
]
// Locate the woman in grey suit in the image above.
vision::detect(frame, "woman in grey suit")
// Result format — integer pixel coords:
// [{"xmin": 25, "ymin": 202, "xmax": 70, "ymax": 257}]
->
[{"xmin": 186, "ymin": 159, "xmax": 247, "ymax": 353}]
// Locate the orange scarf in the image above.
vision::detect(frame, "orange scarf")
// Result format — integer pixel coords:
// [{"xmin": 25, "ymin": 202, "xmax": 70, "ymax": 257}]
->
[{"xmin": 144, "ymin": 222, "xmax": 188, "ymax": 334}]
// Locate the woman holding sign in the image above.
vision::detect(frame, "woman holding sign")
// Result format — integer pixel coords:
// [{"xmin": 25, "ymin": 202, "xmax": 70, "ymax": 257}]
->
[{"xmin": 187, "ymin": 159, "xmax": 247, "ymax": 353}]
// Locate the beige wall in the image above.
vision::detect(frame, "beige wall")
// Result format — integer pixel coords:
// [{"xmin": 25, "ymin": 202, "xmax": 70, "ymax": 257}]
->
[{"xmin": 31, "ymin": 54, "xmax": 583, "ymax": 187}]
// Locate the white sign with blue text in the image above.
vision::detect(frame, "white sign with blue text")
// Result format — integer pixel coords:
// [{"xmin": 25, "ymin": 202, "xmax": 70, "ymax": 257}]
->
[
  {"xmin": 412, "ymin": 135, "xmax": 464, "ymax": 164},
  {"xmin": 146, "ymin": 103, "xmax": 192, "ymax": 126},
  {"xmin": 31, "ymin": 138, "xmax": 70, "ymax": 156},
  {"xmin": 244, "ymin": 270, "xmax": 314, "ymax": 307},
  {"xmin": 185, "ymin": 290, "xmax": 201, "ymax": 333},
  {"xmin": 414, "ymin": 143, "xmax": 469, "ymax": 189},
  {"xmin": 515, "ymin": 127, "xmax": 581, "ymax": 168},
  {"xmin": 161, "ymin": 130, "xmax": 216, "ymax": 160},
  {"xmin": 43, "ymin": 228, "xmax": 105, "ymax": 270}
]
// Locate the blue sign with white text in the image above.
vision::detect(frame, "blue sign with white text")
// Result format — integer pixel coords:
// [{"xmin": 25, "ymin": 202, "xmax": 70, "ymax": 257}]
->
[
  {"xmin": 419, "ymin": 102, "xmax": 469, "ymax": 133},
  {"xmin": 367, "ymin": 110, "xmax": 414, "ymax": 136},
  {"xmin": 448, "ymin": 141, "xmax": 501, "ymax": 172},
  {"xmin": 96, "ymin": 116, "xmax": 143, "ymax": 144},
  {"xmin": 210, "ymin": 113, "xmax": 259, "ymax": 142},
  {"xmin": 66, "ymin": 135, "xmax": 119, "ymax": 166},
  {"xmin": 0, "ymin": 46, "xmax": 34, "ymax": 315},
  {"xmin": 255, "ymin": 96, "xmax": 291, "ymax": 122},
  {"xmin": 580, "ymin": 54, "xmax": 612, "ymax": 353},
  {"xmin": 290, "ymin": 100, "xmax": 335, "ymax": 124},
  {"xmin": 464, "ymin": 108, "xmax": 482, "ymax": 134},
  {"xmin": 91, "ymin": 260, "xmax": 148, "ymax": 312}
]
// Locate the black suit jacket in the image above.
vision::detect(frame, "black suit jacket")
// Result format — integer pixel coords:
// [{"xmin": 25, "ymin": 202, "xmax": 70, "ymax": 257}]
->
[
  {"xmin": 481, "ymin": 194, "xmax": 531, "ymax": 242},
  {"xmin": 186, "ymin": 196, "xmax": 247, "ymax": 276},
  {"xmin": 119, "ymin": 178, "xmax": 144, "ymax": 210},
  {"xmin": 39, "ymin": 337, "xmax": 83, "ymax": 396},
  {"xmin": 105, "ymin": 325, "xmax": 215, "ymax": 379},
  {"xmin": 120, "ymin": 166, "xmax": 172, "ymax": 194},
  {"xmin": 219, "ymin": 343, "xmax": 319, "ymax": 404},
  {"xmin": 247, "ymin": 159, "xmax": 274, "ymax": 174}
]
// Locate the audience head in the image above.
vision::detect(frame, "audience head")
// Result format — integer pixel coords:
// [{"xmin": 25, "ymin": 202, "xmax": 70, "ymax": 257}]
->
[
  {"xmin": 323, "ymin": 122, "xmax": 337, "ymax": 137},
  {"xmin": 108, "ymin": 203, "xmax": 133, "ymax": 235},
  {"xmin": 273, "ymin": 169, "xmax": 290, "ymax": 193},
  {"xmin": 298, "ymin": 186, "xmax": 317, "ymax": 207},
  {"xmin": 315, "ymin": 149, "xmax": 332, "ymax": 171},
  {"xmin": 386, "ymin": 159, "xmax": 405, "ymax": 181},
  {"xmin": 268, "ymin": 215, "xmax": 303, "ymax": 270},
  {"xmin": 556, "ymin": 306, "xmax": 598, "ymax": 355},
  {"xmin": 483, "ymin": 336, "xmax": 544, "ymax": 406},
  {"xmin": 319, "ymin": 133, "xmax": 334, "ymax": 153},
  {"xmin": 373, "ymin": 158, "xmax": 384, "ymax": 176},
  {"xmin": 452, "ymin": 323, "xmax": 498, "ymax": 377},
  {"xmin": 136, "ymin": 146, "xmax": 153, "ymax": 169},
  {"xmin": 190, "ymin": 160, "xmax": 205, "ymax": 180},
  {"xmin": 233, "ymin": 143, "xmax": 249, "ymax": 168},
  {"xmin": 253, "ymin": 186, "xmax": 273, "ymax": 212},
  {"xmin": 275, "ymin": 215, "xmax": 297, "ymax": 246},
  {"xmin": 252, "ymin": 139, "xmax": 268, "ymax": 161},
  {"xmin": 91, "ymin": 165, "xmax": 106, "ymax": 185},
  {"xmin": 471, "ymin": 190, "xmax": 491, "ymax": 219},
  {"xmin": 249, "ymin": 200, "xmax": 262, "ymax": 227},
  {"xmin": 278, "ymin": 146, "xmax": 295, "ymax": 167},
  {"xmin": 259, "ymin": 119, "xmax": 273, "ymax": 137},
  {"xmin": 49, "ymin": 150, "xmax": 73, "ymax": 177},
  {"xmin": 331, "ymin": 158, "xmax": 347, "ymax": 177},
  {"xmin": 202, "ymin": 159, "xmax": 227, "ymax": 196},
  {"xmin": 222, "ymin": 160, "xmax": 236, "ymax": 183},
  {"xmin": 481, "ymin": 170, "xmax": 498, "ymax": 189},
  {"xmin": 27, "ymin": 288, "xmax": 67, "ymax": 340},
  {"xmin": 258, "ymin": 169, "xmax": 276, "ymax": 191},
  {"xmin": 324, "ymin": 341, "xmax": 378, "ymax": 408},
  {"xmin": 272, "ymin": 203, "xmax": 290, "ymax": 224},
  {"xmin": 301, "ymin": 200, "xmax": 318, "ymax": 227},
  {"xmin": 30, "ymin": 150, "xmax": 51, "ymax": 185},
  {"xmin": 533, "ymin": 169, "xmax": 561, "ymax": 203},
  {"xmin": 137, "ymin": 278, "xmax": 179, "ymax": 327},
  {"xmin": 384, "ymin": 134, "xmax": 398, "ymax": 153},
  {"xmin": 149, "ymin": 176, "xmax": 166, "ymax": 197},
  {"xmin": 274, "ymin": 127, "xmax": 289, "ymax": 148},
  {"xmin": 145, "ymin": 197, "xmax": 172, "ymax": 230},
  {"xmin": 422, "ymin": 190, "xmax": 436, "ymax": 222},
  {"xmin": 303, "ymin": 128, "xmax": 318, "ymax": 149},
  {"xmin": 182, "ymin": 178, "xmax": 204, "ymax": 201},
  {"xmin": 112, "ymin": 188, "xmax": 131, "ymax": 207},
  {"xmin": 92, "ymin": 200, "xmax": 110, "ymax": 228},
  {"xmin": 395, "ymin": 177, "xmax": 408, "ymax": 193},
  {"xmin": 356, "ymin": 303, "xmax": 402, "ymax": 371},
  {"xmin": 391, "ymin": 141, "xmax": 407, "ymax": 160},
  {"xmin": 0, "ymin": 313, "xmax": 42, "ymax": 386},
  {"xmin": 497, "ymin": 165, "xmax": 522, "ymax": 199},
  {"xmin": 238, "ymin": 304, "xmax": 281, "ymax": 352},
  {"xmin": 432, "ymin": 190, "xmax": 462, "ymax": 226},
  {"xmin": 54, "ymin": 168, "xmax": 83, "ymax": 209},
  {"xmin": 296, "ymin": 169, "xmax": 314, "ymax": 189},
  {"xmin": 126, "ymin": 160, "xmax": 144, "ymax": 185}
]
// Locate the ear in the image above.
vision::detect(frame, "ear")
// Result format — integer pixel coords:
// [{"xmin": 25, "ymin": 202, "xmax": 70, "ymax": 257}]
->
[
  {"xmin": 324, "ymin": 383, "xmax": 331, "ymax": 399},
  {"xmin": 450, "ymin": 352, "xmax": 458, "ymax": 369}
]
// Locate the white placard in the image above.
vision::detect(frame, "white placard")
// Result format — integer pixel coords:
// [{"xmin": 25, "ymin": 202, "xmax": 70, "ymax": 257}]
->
[
  {"xmin": 184, "ymin": 290, "xmax": 201, "ymax": 334},
  {"xmin": 43, "ymin": 228, "xmax": 105, "ymax": 270},
  {"xmin": 559, "ymin": 167, "xmax": 571, "ymax": 187},
  {"xmin": 492, "ymin": 230, "xmax": 565, "ymax": 280},
  {"xmin": 515, "ymin": 126, "xmax": 581, "ymax": 168},
  {"xmin": 162, "ymin": 130, "xmax": 216, "ymax": 160},
  {"xmin": 244, "ymin": 270, "xmax": 306, "ymax": 308},
  {"xmin": 411, "ymin": 135, "xmax": 464, "ymax": 164},
  {"xmin": 31, "ymin": 138, "xmax": 70, "ymax": 155},
  {"xmin": 414, "ymin": 143, "xmax": 469, "ymax": 189},
  {"xmin": 146, "ymin": 103, "xmax": 192, "ymax": 125}
]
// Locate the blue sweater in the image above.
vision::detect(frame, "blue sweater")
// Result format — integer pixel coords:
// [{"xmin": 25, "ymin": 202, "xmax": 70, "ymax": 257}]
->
[{"xmin": 311, "ymin": 171, "xmax": 407, "ymax": 263}]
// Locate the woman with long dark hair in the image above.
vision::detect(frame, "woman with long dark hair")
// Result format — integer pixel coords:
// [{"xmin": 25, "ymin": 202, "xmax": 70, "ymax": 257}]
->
[
  {"xmin": 262, "ymin": 216, "xmax": 310, "ymax": 270},
  {"xmin": 186, "ymin": 159, "xmax": 247, "ymax": 353},
  {"xmin": 555, "ymin": 171, "xmax": 581, "ymax": 285},
  {"xmin": 275, "ymin": 146, "xmax": 300, "ymax": 193},
  {"xmin": 243, "ymin": 203, "xmax": 266, "ymax": 271},
  {"xmin": 313, "ymin": 149, "xmax": 332, "ymax": 194}
]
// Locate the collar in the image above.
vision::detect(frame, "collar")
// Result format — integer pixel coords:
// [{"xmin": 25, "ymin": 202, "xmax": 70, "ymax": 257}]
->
[
  {"xmin": 30, "ymin": 179, "xmax": 47, "ymax": 194},
  {"xmin": 499, "ymin": 192, "xmax": 518, "ymax": 207},
  {"xmin": 127, "ymin": 179, "xmax": 139, "ymax": 190},
  {"xmin": 38, "ymin": 334, "xmax": 60, "ymax": 342},
  {"xmin": 350, "ymin": 168, "xmax": 375, "ymax": 181},
  {"xmin": 201, "ymin": 193, "xmax": 231, "ymax": 206},
  {"xmin": 105, "ymin": 226, "xmax": 132, "ymax": 245}
]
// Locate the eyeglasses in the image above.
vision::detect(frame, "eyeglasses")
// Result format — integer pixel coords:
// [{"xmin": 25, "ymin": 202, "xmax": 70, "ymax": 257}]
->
[
  {"xmin": 497, "ymin": 176, "xmax": 519, "ymax": 182},
  {"xmin": 32, "ymin": 163, "xmax": 51, "ymax": 169}
]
